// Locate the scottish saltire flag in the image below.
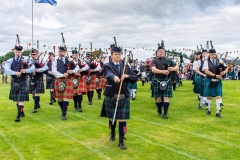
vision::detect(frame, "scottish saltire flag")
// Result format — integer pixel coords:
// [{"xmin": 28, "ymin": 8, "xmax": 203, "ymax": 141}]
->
[{"xmin": 35, "ymin": 0, "xmax": 57, "ymax": 6}]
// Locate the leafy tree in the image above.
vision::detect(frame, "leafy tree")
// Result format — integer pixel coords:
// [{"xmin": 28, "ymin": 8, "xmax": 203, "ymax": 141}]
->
[{"xmin": 0, "ymin": 50, "xmax": 30, "ymax": 62}]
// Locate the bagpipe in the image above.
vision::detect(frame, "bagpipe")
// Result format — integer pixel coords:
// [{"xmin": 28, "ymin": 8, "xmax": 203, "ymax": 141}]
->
[{"xmin": 61, "ymin": 33, "xmax": 75, "ymax": 70}]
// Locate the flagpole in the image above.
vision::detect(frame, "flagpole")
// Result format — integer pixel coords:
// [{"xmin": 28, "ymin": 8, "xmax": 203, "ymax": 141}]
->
[{"xmin": 32, "ymin": 0, "xmax": 33, "ymax": 48}]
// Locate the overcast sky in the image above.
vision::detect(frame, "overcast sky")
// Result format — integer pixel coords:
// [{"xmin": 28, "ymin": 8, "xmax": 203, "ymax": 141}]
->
[{"xmin": 1, "ymin": 0, "xmax": 240, "ymax": 61}]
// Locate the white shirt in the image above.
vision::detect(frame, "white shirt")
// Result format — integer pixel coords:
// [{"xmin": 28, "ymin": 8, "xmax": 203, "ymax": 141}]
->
[
  {"xmin": 52, "ymin": 57, "xmax": 79, "ymax": 78},
  {"xmin": 203, "ymin": 58, "xmax": 223, "ymax": 71}
]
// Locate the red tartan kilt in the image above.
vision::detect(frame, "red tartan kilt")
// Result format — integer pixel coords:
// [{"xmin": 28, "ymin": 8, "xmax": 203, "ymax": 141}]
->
[
  {"xmin": 53, "ymin": 77, "xmax": 73, "ymax": 99},
  {"xmin": 85, "ymin": 75, "xmax": 96, "ymax": 91},
  {"xmin": 96, "ymin": 76, "xmax": 106, "ymax": 89},
  {"xmin": 73, "ymin": 76, "xmax": 87, "ymax": 95}
]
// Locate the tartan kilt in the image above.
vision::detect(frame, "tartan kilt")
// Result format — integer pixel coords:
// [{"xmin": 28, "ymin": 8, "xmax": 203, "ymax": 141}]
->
[
  {"xmin": 73, "ymin": 76, "xmax": 87, "ymax": 95},
  {"xmin": 152, "ymin": 78, "xmax": 172, "ymax": 98},
  {"xmin": 100, "ymin": 96, "xmax": 130, "ymax": 120},
  {"xmin": 29, "ymin": 77, "xmax": 45, "ymax": 94},
  {"xmin": 85, "ymin": 74, "xmax": 96, "ymax": 91},
  {"xmin": 96, "ymin": 76, "xmax": 106, "ymax": 89},
  {"xmin": 53, "ymin": 76, "xmax": 73, "ymax": 99},
  {"xmin": 202, "ymin": 78, "xmax": 222, "ymax": 97},
  {"xmin": 9, "ymin": 80, "xmax": 29, "ymax": 102},
  {"xmin": 193, "ymin": 74, "xmax": 203, "ymax": 94},
  {"xmin": 46, "ymin": 76, "xmax": 55, "ymax": 89},
  {"xmin": 128, "ymin": 82, "xmax": 137, "ymax": 89}
]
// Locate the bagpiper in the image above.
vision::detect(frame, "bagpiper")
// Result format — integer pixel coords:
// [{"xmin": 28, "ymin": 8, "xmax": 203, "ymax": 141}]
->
[
  {"xmin": 5, "ymin": 44, "xmax": 35, "ymax": 122},
  {"xmin": 202, "ymin": 42, "xmax": 227, "ymax": 118},
  {"xmin": 46, "ymin": 51, "xmax": 56, "ymax": 105},
  {"xmin": 85, "ymin": 52, "xmax": 101, "ymax": 105},
  {"xmin": 193, "ymin": 49, "xmax": 207, "ymax": 110},
  {"xmin": 95, "ymin": 55, "xmax": 107, "ymax": 100},
  {"xmin": 128, "ymin": 59, "xmax": 140, "ymax": 100},
  {"xmin": 72, "ymin": 49, "xmax": 88, "ymax": 112},
  {"xmin": 100, "ymin": 45, "xmax": 138, "ymax": 149},
  {"xmin": 52, "ymin": 46, "xmax": 79, "ymax": 120},
  {"xmin": 151, "ymin": 46, "xmax": 179, "ymax": 118},
  {"xmin": 28, "ymin": 49, "xmax": 49, "ymax": 113}
]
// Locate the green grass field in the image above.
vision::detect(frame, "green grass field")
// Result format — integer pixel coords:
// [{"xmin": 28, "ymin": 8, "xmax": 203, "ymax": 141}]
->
[{"xmin": 0, "ymin": 80, "xmax": 240, "ymax": 160}]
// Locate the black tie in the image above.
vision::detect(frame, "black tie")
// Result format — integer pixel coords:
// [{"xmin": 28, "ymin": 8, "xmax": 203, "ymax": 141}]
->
[{"xmin": 16, "ymin": 58, "xmax": 20, "ymax": 62}]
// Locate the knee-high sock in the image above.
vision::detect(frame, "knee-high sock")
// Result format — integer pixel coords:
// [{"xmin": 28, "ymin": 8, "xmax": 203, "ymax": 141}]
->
[
  {"xmin": 77, "ymin": 95, "xmax": 82, "ymax": 108},
  {"xmin": 98, "ymin": 89, "xmax": 102, "ymax": 97},
  {"xmin": 34, "ymin": 96, "xmax": 40, "ymax": 108},
  {"xmin": 129, "ymin": 90, "xmax": 132, "ymax": 98},
  {"xmin": 119, "ymin": 121, "xmax": 127, "ymax": 138},
  {"xmin": 89, "ymin": 91, "xmax": 94, "ymax": 102},
  {"xmin": 50, "ymin": 91, "xmax": 53, "ymax": 101},
  {"xmin": 172, "ymin": 83, "xmax": 176, "ymax": 90},
  {"xmin": 132, "ymin": 89, "xmax": 136, "ymax": 98},
  {"xmin": 17, "ymin": 105, "xmax": 23, "ymax": 118},
  {"xmin": 206, "ymin": 99, "xmax": 212, "ymax": 111},
  {"xmin": 62, "ymin": 101, "xmax": 69, "ymax": 116},
  {"xmin": 216, "ymin": 99, "xmax": 222, "ymax": 113},
  {"xmin": 109, "ymin": 119, "xmax": 116, "ymax": 130},
  {"xmin": 58, "ymin": 101, "xmax": 63, "ymax": 111},
  {"xmin": 163, "ymin": 102, "xmax": 170, "ymax": 114},
  {"xmin": 199, "ymin": 96, "xmax": 203, "ymax": 105},
  {"xmin": 73, "ymin": 95, "xmax": 77, "ymax": 108},
  {"xmin": 156, "ymin": 102, "xmax": 162, "ymax": 114}
]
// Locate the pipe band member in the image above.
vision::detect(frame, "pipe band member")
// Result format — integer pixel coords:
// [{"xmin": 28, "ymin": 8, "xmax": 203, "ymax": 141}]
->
[
  {"xmin": 5, "ymin": 45, "xmax": 35, "ymax": 122},
  {"xmin": 100, "ymin": 45, "xmax": 138, "ymax": 150}
]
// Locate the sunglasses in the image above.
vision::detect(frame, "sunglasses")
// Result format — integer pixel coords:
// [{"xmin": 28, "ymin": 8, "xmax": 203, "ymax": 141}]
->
[{"xmin": 31, "ymin": 54, "xmax": 37, "ymax": 56}]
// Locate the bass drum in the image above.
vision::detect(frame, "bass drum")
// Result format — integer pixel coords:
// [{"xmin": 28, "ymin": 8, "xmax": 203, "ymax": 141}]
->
[{"xmin": 146, "ymin": 58, "xmax": 153, "ymax": 71}]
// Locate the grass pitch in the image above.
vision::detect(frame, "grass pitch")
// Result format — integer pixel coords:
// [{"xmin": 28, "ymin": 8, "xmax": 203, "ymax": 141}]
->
[{"xmin": 0, "ymin": 80, "xmax": 239, "ymax": 160}]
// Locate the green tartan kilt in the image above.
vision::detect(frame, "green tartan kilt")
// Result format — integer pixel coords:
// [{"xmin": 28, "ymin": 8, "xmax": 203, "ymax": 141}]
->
[
  {"xmin": 193, "ymin": 74, "xmax": 203, "ymax": 94},
  {"xmin": 128, "ymin": 82, "xmax": 137, "ymax": 89},
  {"xmin": 29, "ymin": 77, "xmax": 45, "ymax": 94},
  {"xmin": 9, "ymin": 80, "xmax": 29, "ymax": 102},
  {"xmin": 46, "ymin": 76, "xmax": 55, "ymax": 89},
  {"xmin": 100, "ymin": 96, "xmax": 130, "ymax": 120},
  {"xmin": 152, "ymin": 78, "xmax": 172, "ymax": 98},
  {"xmin": 203, "ymin": 78, "xmax": 222, "ymax": 97}
]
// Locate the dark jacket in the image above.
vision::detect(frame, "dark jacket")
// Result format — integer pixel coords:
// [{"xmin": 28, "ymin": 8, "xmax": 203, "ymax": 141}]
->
[{"xmin": 102, "ymin": 61, "xmax": 138, "ymax": 98}]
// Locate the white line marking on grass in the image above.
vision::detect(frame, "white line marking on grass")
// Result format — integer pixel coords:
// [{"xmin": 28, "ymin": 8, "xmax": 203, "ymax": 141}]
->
[
  {"xmin": 129, "ymin": 133, "xmax": 203, "ymax": 160},
  {"xmin": 132, "ymin": 116, "xmax": 239, "ymax": 148},
  {"xmin": 46, "ymin": 104, "xmax": 202, "ymax": 159},
  {"xmin": 0, "ymin": 132, "xmax": 25, "ymax": 160},
  {"xmin": 82, "ymin": 104, "xmax": 239, "ymax": 148},
  {"xmin": 26, "ymin": 113, "xmax": 110, "ymax": 160}
]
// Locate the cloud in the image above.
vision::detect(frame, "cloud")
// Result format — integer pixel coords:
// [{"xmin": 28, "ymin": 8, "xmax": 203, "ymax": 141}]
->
[{"xmin": 0, "ymin": 0, "xmax": 240, "ymax": 61}]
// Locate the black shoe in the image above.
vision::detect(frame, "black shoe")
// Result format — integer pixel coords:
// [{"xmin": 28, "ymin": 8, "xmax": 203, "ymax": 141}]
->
[
  {"xmin": 118, "ymin": 137, "xmax": 126, "ymax": 150},
  {"xmin": 15, "ymin": 117, "xmax": 20, "ymax": 122},
  {"xmin": 88, "ymin": 101, "xmax": 92, "ymax": 105},
  {"xmin": 206, "ymin": 110, "xmax": 211, "ymax": 115},
  {"xmin": 52, "ymin": 99, "xmax": 56, "ymax": 102},
  {"xmin": 75, "ymin": 107, "xmax": 82, "ymax": 112},
  {"xmin": 49, "ymin": 101, "xmax": 53, "ymax": 105},
  {"xmin": 163, "ymin": 114, "xmax": 168, "ymax": 119},
  {"xmin": 33, "ymin": 108, "xmax": 37, "ymax": 113},
  {"xmin": 109, "ymin": 132, "xmax": 115, "ymax": 141},
  {"xmin": 216, "ymin": 113, "xmax": 222, "ymax": 118},
  {"xmin": 157, "ymin": 110, "xmax": 162, "ymax": 116},
  {"xmin": 132, "ymin": 98, "xmax": 136, "ymax": 100},
  {"xmin": 20, "ymin": 112, "xmax": 25, "ymax": 118},
  {"xmin": 61, "ymin": 115, "xmax": 67, "ymax": 120}
]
